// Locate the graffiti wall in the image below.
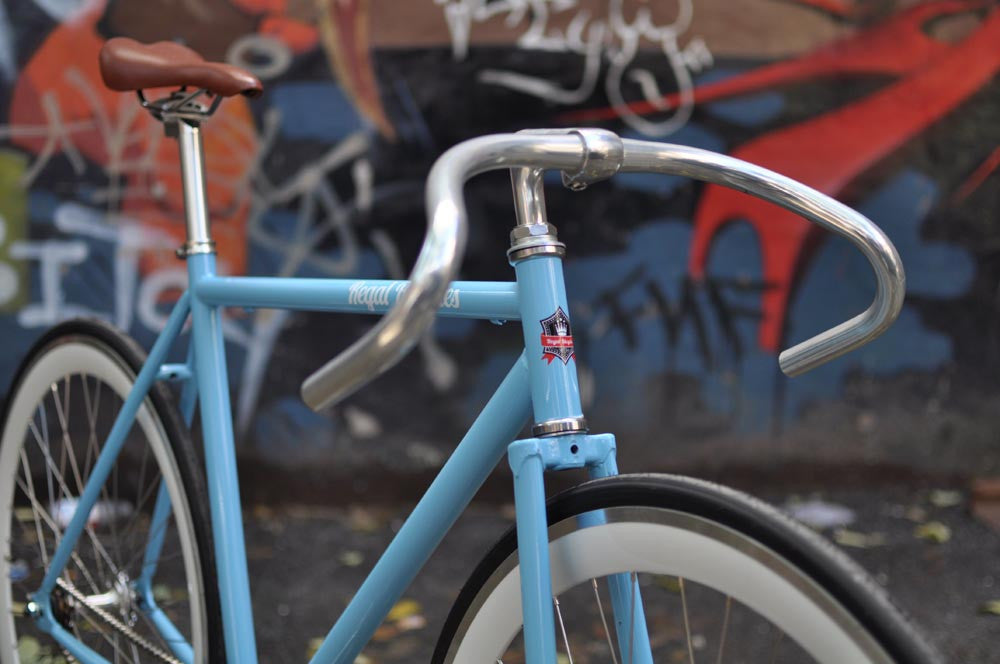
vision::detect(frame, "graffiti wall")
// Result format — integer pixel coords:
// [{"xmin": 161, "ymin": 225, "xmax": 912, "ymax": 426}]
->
[{"xmin": 1, "ymin": 0, "xmax": 998, "ymax": 474}]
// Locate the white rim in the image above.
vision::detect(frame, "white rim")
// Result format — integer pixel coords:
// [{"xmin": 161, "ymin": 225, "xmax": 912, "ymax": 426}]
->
[
  {"xmin": 0, "ymin": 340, "xmax": 207, "ymax": 662},
  {"xmin": 449, "ymin": 507, "xmax": 893, "ymax": 664}
]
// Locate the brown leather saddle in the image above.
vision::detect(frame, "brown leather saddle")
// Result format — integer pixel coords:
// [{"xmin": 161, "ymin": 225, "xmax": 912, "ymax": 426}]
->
[{"xmin": 99, "ymin": 37, "xmax": 262, "ymax": 98}]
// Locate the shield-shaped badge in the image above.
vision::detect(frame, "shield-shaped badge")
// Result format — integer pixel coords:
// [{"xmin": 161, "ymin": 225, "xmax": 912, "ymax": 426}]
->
[{"xmin": 539, "ymin": 307, "xmax": 575, "ymax": 364}]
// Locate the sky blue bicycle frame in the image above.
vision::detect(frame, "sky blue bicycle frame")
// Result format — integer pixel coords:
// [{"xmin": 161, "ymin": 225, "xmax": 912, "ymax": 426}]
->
[
  {"xmin": 25, "ymin": 115, "xmax": 905, "ymax": 663},
  {"xmin": 25, "ymin": 122, "xmax": 657, "ymax": 664}
]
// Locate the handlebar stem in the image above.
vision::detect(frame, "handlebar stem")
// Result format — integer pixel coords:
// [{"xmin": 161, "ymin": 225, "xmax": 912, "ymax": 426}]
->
[{"xmin": 511, "ymin": 168, "xmax": 548, "ymax": 227}]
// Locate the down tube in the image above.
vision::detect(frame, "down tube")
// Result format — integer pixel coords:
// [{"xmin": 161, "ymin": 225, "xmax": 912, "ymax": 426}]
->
[{"xmin": 309, "ymin": 353, "xmax": 533, "ymax": 664}]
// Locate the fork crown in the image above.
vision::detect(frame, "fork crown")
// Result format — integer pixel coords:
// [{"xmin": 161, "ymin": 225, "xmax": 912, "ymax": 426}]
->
[{"xmin": 507, "ymin": 433, "xmax": 616, "ymax": 475}]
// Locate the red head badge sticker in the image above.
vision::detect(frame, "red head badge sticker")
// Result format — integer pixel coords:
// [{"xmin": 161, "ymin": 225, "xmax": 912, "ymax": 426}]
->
[{"xmin": 539, "ymin": 307, "xmax": 575, "ymax": 364}]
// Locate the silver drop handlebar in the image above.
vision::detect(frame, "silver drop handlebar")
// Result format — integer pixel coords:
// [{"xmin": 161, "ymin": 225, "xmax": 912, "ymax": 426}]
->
[{"xmin": 301, "ymin": 130, "xmax": 905, "ymax": 411}]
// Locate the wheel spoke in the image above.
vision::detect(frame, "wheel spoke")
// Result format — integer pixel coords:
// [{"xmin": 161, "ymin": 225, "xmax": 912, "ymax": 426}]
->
[
  {"xmin": 2, "ymin": 338, "xmax": 206, "ymax": 661},
  {"xmin": 769, "ymin": 629, "xmax": 784, "ymax": 664},
  {"xmin": 115, "ymin": 474, "xmax": 164, "ymax": 571},
  {"xmin": 82, "ymin": 373, "xmax": 117, "ymax": 588},
  {"xmin": 135, "ymin": 601, "xmax": 176, "ymax": 653},
  {"xmin": 119, "ymin": 498, "xmax": 175, "ymax": 574},
  {"xmin": 715, "ymin": 596, "xmax": 732, "ymax": 664},
  {"xmin": 55, "ymin": 375, "xmax": 115, "ymax": 589},
  {"xmin": 82, "ymin": 374, "xmax": 104, "ymax": 477},
  {"xmin": 13, "ymin": 469, "xmax": 103, "ymax": 595},
  {"xmin": 715, "ymin": 595, "xmax": 733, "ymax": 664},
  {"xmin": 115, "ymin": 442, "xmax": 155, "ymax": 554},
  {"xmin": 75, "ymin": 616, "xmax": 132, "ymax": 663},
  {"xmin": 17, "ymin": 447, "xmax": 49, "ymax": 568},
  {"xmin": 25, "ymin": 419, "xmax": 122, "ymax": 581},
  {"xmin": 58, "ymin": 375, "xmax": 128, "ymax": 574},
  {"xmin": 128, "ymin": 637, "xmax": 142, "ymax": 663},
  {"xmin": 553, "ymin": 595, "xmax": 574, "ymax": 664},
  {"xmin": 30, "ymin": 406, "xmax": 58, "ymax": 546},
  {"xmin": 679, "ymin": 576, "xmax": 696, "ymax": 664},
  {"xmin": 112, "ymin": 436, "xmax": 123, "ymax": 570},
  {"xmin": 591, "ymin": 578, "xmax": 620, "ymax": 664},
  {"xmin": 628, "ymin": 571, "xmax": 637, "ymax": 664}
]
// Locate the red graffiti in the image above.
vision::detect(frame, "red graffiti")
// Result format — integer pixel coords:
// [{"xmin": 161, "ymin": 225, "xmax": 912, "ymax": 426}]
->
[
  {"xmin": 954, "ymin": 144, "xmax": 1000, "ymax": 202},
  {"xmin": 230, "ymin": 0, "xmax": 320, "ymax": 54},
  {"xmin": 691, "ymin": 7, "xmax": 1000, "ymax": 351},
  {"xmin": 563, "ymin": 3, "xmax": 999, "ymax": 352},
  {"xmin": 259, "ymin": 15, "xmax": 320, "ymax": 53},
  {"xmin": 782, "ymin": 0, "xmax": 859, "ymax": 19},
  {"xmin": 560, "ymin": 1, "xmax": 985, "ymax": 124},
  {"xmin": 318, "ymin": 0, "xmax": 395, "ymax": 139}
]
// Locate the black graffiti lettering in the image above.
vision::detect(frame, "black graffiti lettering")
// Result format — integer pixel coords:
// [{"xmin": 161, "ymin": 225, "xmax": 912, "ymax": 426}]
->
[
  {"xmin": 594, "ymin": 265, "xmax": 646, "ymax": 348},
  {"xmin": 590, "ymin": 267, "xmax": 770, "ymax": 371},
  {"xmin": 646, "ymin": 277, "xmax": 714, "ymax": 368}
]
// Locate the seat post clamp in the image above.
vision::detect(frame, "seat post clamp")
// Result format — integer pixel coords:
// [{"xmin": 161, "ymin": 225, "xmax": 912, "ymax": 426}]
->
[{"xmin": 176, "ymin": 240, "xmax": 216, "ymax": 259}]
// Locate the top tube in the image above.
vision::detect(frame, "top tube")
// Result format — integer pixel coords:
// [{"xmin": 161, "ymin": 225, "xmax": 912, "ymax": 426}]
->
[{"xmin": 192, "ymin": 276, "xmax": 521, "ymax": 320}]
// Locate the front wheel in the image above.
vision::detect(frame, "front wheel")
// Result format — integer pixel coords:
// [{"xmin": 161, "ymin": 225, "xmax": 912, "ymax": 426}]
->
[{"xmin": 434, "ymin": 474, "xmax": 940, "ymax": 664}]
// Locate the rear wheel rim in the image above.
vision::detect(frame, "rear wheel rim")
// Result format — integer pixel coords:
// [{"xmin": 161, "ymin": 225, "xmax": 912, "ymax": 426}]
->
[{"xmin": 0, "ymin": 340, "xmax": 207, "ymax": 662}]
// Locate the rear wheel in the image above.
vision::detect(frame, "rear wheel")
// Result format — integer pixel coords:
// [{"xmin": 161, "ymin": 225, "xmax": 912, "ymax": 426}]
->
[
  {"xmin": 0, "ymin": 319, "xmax": 222, "ymax": 662},
  {"xmin": 435, "ymin": 474, "xmax": 940, "ymax": 664}
]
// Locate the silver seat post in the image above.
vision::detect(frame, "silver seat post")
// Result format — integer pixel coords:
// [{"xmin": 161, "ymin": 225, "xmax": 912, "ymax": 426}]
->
[{"xmin": 174, "ymin": 120, "xmax": 216, "ymax": 258}]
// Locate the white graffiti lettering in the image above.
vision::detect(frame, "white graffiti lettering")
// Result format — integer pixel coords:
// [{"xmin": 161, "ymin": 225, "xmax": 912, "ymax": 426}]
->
[
  {"xmin": 0, "ymin": 60, "xmax": 459, "ymax": 440},
  {"xmin": 434, "ymin": 0, "xmax": 714, "ymax": 137}
]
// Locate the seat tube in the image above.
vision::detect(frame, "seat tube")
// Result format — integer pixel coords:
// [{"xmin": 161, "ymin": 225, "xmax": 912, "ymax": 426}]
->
[{"xmin": 176, "ymin": 118, "xmax": 259, "ymax": 662}]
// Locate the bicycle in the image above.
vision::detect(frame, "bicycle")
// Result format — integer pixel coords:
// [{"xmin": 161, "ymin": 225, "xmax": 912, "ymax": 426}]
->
[{"xmin": 0, "ymin": 37, "xmax": 940, "ymax": 664}]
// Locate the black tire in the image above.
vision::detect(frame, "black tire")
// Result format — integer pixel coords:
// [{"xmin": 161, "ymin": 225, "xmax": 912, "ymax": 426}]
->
[
  {"xmin": 434, "ymin": 473, "xmax": 940, "ymax": 664},
  {"xmin": 0, "ymin": 318, "xmax": 223, "ymax": 662}
]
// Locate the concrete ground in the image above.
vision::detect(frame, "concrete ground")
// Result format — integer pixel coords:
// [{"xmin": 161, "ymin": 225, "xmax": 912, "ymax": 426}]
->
[{"xmin": 242, "ymin": 478, "xmax": 1000, "ymax": 664}]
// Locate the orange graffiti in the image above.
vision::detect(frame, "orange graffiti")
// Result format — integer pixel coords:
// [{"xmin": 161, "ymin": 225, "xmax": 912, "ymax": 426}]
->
[
  {"xmin": 9, "ymin": 2, "xmax": 259, "ymax": 276},
  {"xmin": 317, "ymin": 0, "xmax": 395, "ymax": 139},
  {"xmin": 260, "ymin": 15, "xmax": 320, "ymax": 53}
]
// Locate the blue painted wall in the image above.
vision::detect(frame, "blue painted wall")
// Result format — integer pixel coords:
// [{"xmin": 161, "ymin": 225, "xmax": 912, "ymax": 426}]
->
[{"xmin": 1, "ymin": 0, "xmax": 997, "ymax": 474}]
